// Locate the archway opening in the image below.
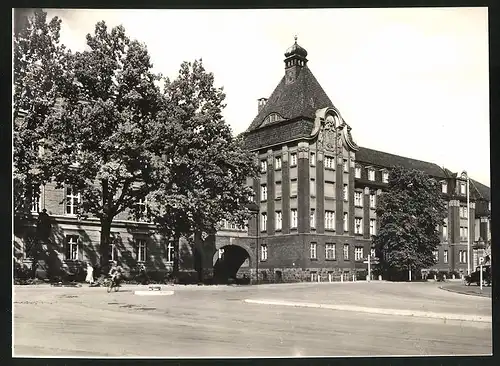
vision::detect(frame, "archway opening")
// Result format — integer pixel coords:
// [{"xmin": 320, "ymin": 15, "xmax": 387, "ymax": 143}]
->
[{"xmin": 213, "ymin": 245, "xmax": 251, "ymax": 284}]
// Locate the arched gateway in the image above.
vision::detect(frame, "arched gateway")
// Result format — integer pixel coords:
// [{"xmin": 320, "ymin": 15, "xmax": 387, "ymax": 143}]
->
[{"xmin": 212, "ymin": 243, "xmax": 252, "ymax": 283}]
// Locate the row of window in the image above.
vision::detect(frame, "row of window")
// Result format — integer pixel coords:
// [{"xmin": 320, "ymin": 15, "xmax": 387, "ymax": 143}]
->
[
  {"xmin": 257, "ymin": 243, "xmax": 376, "ymax": 262},
  {"xmin": 260, "ymin": 210, "xmax": 377, "ymax": 234},
  {"xmin": 432, "ymin": 249, "xmax": 468, "ymax": 264},
  {"xmin": 65, "ymin": 235, "xmax": 168, "ymax": 262}
]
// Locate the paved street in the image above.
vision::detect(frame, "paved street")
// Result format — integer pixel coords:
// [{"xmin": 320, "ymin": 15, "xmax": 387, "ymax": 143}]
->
[{"xmin": 13, "ymin": 281, "xmax": 492, "ymax": 357}]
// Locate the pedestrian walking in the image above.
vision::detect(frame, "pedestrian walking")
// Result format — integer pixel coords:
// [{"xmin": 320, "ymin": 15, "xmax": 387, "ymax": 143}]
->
[{"xmin": 85, "ymin": 262, "xmax": 94, "ymax": 285}]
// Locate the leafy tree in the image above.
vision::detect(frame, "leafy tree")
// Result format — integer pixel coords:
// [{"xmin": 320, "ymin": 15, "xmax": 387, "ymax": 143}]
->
[
  {"xmin": 13, "ymin": 9, "xmax": 67, "ymax": 222},
  {"xmin": 143, "ymin": 60, "xmax": 259, "ymax": 280},
  {"xmin": 40, "ymin": 21, "xmax": 165, "ymax": 271},
  {"xmin": 372, "ymin": 166, "xmax": 447, "ymax": 280}
]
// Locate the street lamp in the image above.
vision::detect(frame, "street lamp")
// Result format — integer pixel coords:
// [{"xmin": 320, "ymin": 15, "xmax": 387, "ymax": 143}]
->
[
  {"xmin": 461, "ymin": 171, "xmax": 470, "ymax": 275},
  {"xmin": 246, "ymin": 201, "xmax": 260, "ymax": 285}
]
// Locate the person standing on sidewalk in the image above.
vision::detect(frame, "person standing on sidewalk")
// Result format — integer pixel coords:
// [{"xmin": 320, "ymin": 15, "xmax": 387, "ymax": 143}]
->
[{"xmin": 85, "ymin": 262, "xmax": 94, "ymax": 286}]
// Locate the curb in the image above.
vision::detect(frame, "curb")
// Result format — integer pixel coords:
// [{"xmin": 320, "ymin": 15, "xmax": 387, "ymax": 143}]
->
[
  {"xmin": 439, "ymin": 286, "xmax": 491, "ymax": 298},
  {"xmin": 244, "ymin": 299, "xmax": 491, "ymax": 323}
]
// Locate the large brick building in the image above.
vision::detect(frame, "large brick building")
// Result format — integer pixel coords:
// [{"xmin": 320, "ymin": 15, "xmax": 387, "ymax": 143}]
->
[
  {"xmin": 213, "ymin": 38, "xmax": 491, "ymax": 282},
  {"xmin": 14, "ymin": 38, "xmax": 491, "ymax": 283}
]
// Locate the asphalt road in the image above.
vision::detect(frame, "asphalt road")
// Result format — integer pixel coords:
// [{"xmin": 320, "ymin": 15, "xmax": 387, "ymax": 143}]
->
[{"xmin": 13, "ymin": 281, "xmax": 492, "ymax": 357}]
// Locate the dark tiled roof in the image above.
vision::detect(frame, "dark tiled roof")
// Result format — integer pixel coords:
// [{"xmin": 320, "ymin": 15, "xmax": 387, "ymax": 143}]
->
[
  {"xmin": 243, "ymin": 118, "xmax": 314, "ymax": 150},
  {"xmin": 246, "ymin": 66, "xmax": 334, "ymax": 132},
  {"xmin": 470, "ymin": 179, "xmax": 491, "ymax": 201},
  {"xmin": 356, "ymin": 146, "xmax": 447, "ymax": 178}
]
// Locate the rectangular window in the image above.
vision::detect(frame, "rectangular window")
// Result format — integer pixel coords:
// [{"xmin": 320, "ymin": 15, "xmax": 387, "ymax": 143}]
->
[
  {"xmin": 167, "ymin": 241, "xmax": 175, "ymax": 262},
  {"xmin": 324, "ymin": 156, "xmax": 335, "ymax": 169},
  {"xmin": 460, "ymin": 183, "xmax": 466, "ymax": 195},
  {"xmin": 324, "ymin": 181, "xmax": 335, "ymax": 197},
  {"xmin": 108, "ymin": 238, "xmax": 119, "ymax": 262},
  {"xmin": 261, "ymin": 244, "xmax": 268, "ymax": 261},
  {"xmin": 260, "ymin": 160, "xmax": 267, "ymax": 173},
  {"xmin": 261, "ymin": 185, "xmax": 267, "ymax": 201},
  {"xmin": 343, "ymin": 212, "xmax": 348, "ymax": 232},
  {"xmin": 310, "ymin": 179, "xmax": 316, "ymax": 197},
  {"xmin": 382, "ymin": 171, "xmax": 389, "ymax": 183},
  {"xmin": 370, "ymin": 248, "xmax": 376, "ymax": 259},
  {"xmin": 311, "ymin": 272, "xmax": 318, "ymax": 282},
  {"xmin": 355, "ymin": 218, "xmax": 363, "ymax": 234},
  {"xmin": 290, "ymin": 179, "xmax": 298, "ymax": 197},
  {"xmin": 275, "ymin": 211, "xmax": 282, "ymax": 231},
  {"xmin": 459, "ymin": 250, "xmax": 467, "ymax": 263},
  {"xmin": 290, "ymin": 152, "xmax": 297, "ymax": 167},
  {"xmin": 310, "ymin": 242, "xmax": 317, "ymax": 259},
  {"xmin": 325, "ymin": 211, "xmax": 335, "ymax": 230},
  {"xmin": 370, "ymin": 219, "xmax": 376, "ymax": 235},
  {"xmin": 66, "ymin": 187, "xmax": 81, "ymax": 215},
  {"xmin": 310, "ymin": 152, "xmax": 316, "ymax": 166},
  {"xmin": 275, "ymin": 156, "xmax": 282, "ymax": 170},
  {"xmin": 442, "ymin": 182, "xmax": 448, "ymax": 193},
  {"xmin": 66, "ymin": 235, "xmax": 79, "ymax": 261},
  {"xmin": 137, "ymin": 197, "xmax": 148, "ymax": 221},
  {"xmin": 443, "ymin": 250, "xmax": 448, "ymax": 263},
  {"xmin": 291, "ymin": 209, "xmax": 298, "ymax": 229},
  {"xmin": 343, "ymin": 159, "xmax": 348, "ymax": 172},
  {"xmin": 218, "ymin": 248, "xmax": 224, "ymax": 260},
  {"xmin": 343, "ymin": 244, "xmax": 350, "ymax": 260},
  {"xmin": 310, "ymin": 209, "xmax": 316, "ymax": 229},
  {"xmin": 368, "ymin": 169, "xmax": 375, "ymax": 181},
  {"xmin": 443, "ymin": 225, "xmax": 448, "ymax": 241},
  {"xmin": 326, "ymin": 244, "xmax": 336, "ymax": 260},
  {"xmin": 355, "ymin": 166, "xmax": 361, "ymax": 178},
  {"xmin": 433, "ymin": 250, "xmax": 439, "ymax": 262},
  {"xmin": 343, "ymin": 184, "xmax": 348, "ymax": 201},
  {"xmin": 137, "ymin": 239, "xmax": 147, "ymax": 262},
  {"xmin": 369, "ymin": 194, "xmax": 376, "ymax": 208},
  {"xmin": 261, "ymin": 213, "xmax": 267, "ymax": 231},
  {"xmin": 355, "ymin": 246, "xmax": 363, "ymax": 261},
  {"xmin": 354, "ymin": 191, "xmax": 362, "ymax": 206},
  {"xmin": 275, "ymin": 182, "xmax": 282, "ymax": 199},
  {"xmin": 31, "ymin": 192, "xmax": 41, "ymax": 213}
]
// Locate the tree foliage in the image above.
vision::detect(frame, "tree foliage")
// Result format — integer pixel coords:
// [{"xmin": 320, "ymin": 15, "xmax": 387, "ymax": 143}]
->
[{"xmin": 372, "ymin": 166, "xmax": 447, "ymax": 278}]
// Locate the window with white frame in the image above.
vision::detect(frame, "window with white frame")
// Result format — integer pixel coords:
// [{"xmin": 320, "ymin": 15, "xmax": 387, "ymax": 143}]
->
[
  {"xmin": 136, "ymin": 239, "xmax": 147, "ymax": 262},
  {"xmin": 442, "ymin": 225, "xmax": 448, "ymax": 241},
  {"xmin": 441, "ymin": 182, "xmax": 448, "ymax": 193},
  {"xmin": 443, "ymin": 250, "xmax": 448, "ymax": 263},
  {"xmin": 324, "ymin": 156, "xmax": 335, "ymax": 169},
  {"xmin": 459, "ymin": 250, "xmax": 467, "ymax": 263},
  {"xmin": 324, "ymin": 181, "xmax": 335, "ymax": 197},
  {"xmin": 261, "ymin": 213, "xmax": 267, "ymax": 231},
  {"xmin": 167, "ymin": 241, "xmax": 175, "ymax": 262},
  {"xmin": 343, "ymin": 244, "xmax": 349, "ymax": 260},
  {"xmin": 433, "ymin": 250, "xmax": 439, "ymax": 262},
  {"xmin": 461, "ymin": 206, "xmax": 468, "ymax": 218},
  {"xmin": 460, "ymin": 183, "xmax": 466, "ymax": 195},
  {"xmin": 382, "ymin": 171, "xmax": 389, "ymax": 183},
  {"xmin": 291, "ymin": 209, "xmax": 298, "ymax": 229},
  {"xmin": 275, "ymin": 182, "xmax": 282, "ymax": 199},
  {"xmin": 260, "ymin": 160, "xmax": 267, "ymax": 173},
  {"xmin": 343, "ymin": 212, "xmax": 348, "ymax": 232},
  {"xmin": 261, "ymin": 244, "xmax": 268, "ymax": 261},
  {"xmin": 275, "ymin": 211, "xmax": 282, "ymax": 230},
  {"xmin": 310, "ymin": 242, "xmax": 317, "ymax": 259},
  {"xmin": 137, "ymin": 197, "xmax": 148, "ymax": 220},
  {"xmin": 108, "ymin": 239, "xmax": 119, "ymax": 262},
  {"xmin": 261, "ymin": 185, "xmax": 267, "ymax": 201},
  {"xmin": 325, "ymin": 211, "xmax": 335, "ymax": 230},
  {"xmin": 369, "ymin": 194, "xmax": 376, "ymax": 208},
  {"xmin": 460, "ymin": 227, "xmax": 468, "ymax": 241},
  {"xmin": 355, "ymin": 166, "xmax": 361, "ymax": 178},
  {"xmin": 354, "ymin": 191, "xmax": 362, "ymax": 206},
  {"xmin": 311, "ymin": 272, "xmax": 318, "ymax": 282},
  {"xmin": 310, "ymin": 209, "xmax": 315, "ymax": 229},
  {"xmin": 275, "ymin": 156, "xmax": 282, "ymax": 170},
  {"xmin": 355, "ymin": 246, "xmax": 363, "ymax": 261},
  {"xmin": 290, "ymin": 179, "xmax": 298, "ymax": 196},
  {"xmin": 343, "ymin": 184, "xmax": 348, "ymax": 201},
  {"xmin": 326, "ymin": 244, "xmax": 336, "ymax": 260},
  {"xmin": 31, "ymin": 190, "xmax": 41, "ymax": 213},
  {"xmin": 370, "ymin": 219, "xmax": 376, "ymax": 235},
  {"xmin": 343, "ymin": 159, "xmax": 348, "ymax": 172},
  {"xmin": 370, "ymin": 248, "xmax": 376, "ymax": 258},
  {"xmin": 310, "ymin": 152, "xmax": 316, "ymax": 166},
  {"xmin": 66, "ymin": 187, "xmax": 81, "ymax": 215},
  {"xmin": 66, "ymin": 235, "xmax": 79, "ymax": 260},
  {"xmin": 310, "ymin": 179, "xmax": 316, "ymax": 197},
  {"xmin": 290, "ymin": 152, "xmax": 297, "ymax": 166},
  {"xmin": 368, "ymin": 169, "xmax": 375, "ymax": 181},
  {"xmin": 355, "ymin": 218, "xmax": 363, "ymax": 234}
]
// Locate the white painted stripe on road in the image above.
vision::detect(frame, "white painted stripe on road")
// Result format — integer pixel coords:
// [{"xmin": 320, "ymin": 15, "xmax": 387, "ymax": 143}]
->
[
  {"xmin": 134, "ymin": 291, "xmax": 174, "ymax": 296},
  {"xmin": 244, "ymin": 299, "xmax": 491, "ymax": 323}
]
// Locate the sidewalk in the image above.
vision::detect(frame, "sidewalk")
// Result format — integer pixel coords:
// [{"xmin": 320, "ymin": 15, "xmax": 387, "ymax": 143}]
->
[{"xmin": 439, "ymin": 283, "xmax": 492, "ymax": 298}]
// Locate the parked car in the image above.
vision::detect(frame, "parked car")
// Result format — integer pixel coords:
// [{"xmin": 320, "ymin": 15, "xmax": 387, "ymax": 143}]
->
[{"xmin": 465, "ymin": 264, "xmax": 491, "ymax": 286}]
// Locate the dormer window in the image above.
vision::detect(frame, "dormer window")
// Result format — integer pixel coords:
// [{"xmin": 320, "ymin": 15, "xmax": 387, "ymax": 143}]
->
[
  {"xmin": 355, "ymin": 166, "xmax": 361, "ymax": 179},
  {"xmin": 268, "ymin": 113, "xmax": 281, "ymax": 124},
  {"xmin": 382, "ymin": 171, "xmax": 389, "ymax": 183},
  {"xmin": 368, "ymin": 168, "xmax": 375, "ymax": 181},
  {"xmin": 441, "ymin": 182, "xmax": 448, "ymax": 193}
]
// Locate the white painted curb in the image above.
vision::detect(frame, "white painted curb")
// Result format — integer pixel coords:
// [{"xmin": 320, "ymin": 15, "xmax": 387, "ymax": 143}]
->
[
  {"xmin": 134, "ymin": 290, "xmax": 174, "ymax": 296},
  {"xmin": 244, "ymin": 299, "xmax": 491, "ymax": 323}
]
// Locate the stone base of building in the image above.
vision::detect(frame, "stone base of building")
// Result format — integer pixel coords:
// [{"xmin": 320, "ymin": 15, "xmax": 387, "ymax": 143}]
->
[{"xmin": 239, "ymin": 267, "xmax": 373, "ymax": 284}]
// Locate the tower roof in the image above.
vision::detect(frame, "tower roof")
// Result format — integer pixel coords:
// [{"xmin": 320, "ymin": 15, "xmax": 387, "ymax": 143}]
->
[{"xmin": 285, "ymin": 36, "xmax": 308, "ymax": 58}]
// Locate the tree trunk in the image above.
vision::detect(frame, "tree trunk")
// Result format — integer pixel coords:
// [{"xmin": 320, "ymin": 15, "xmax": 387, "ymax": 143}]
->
[
  {"xmin": 173, "ymin": 234, "xmax": 180, "ymax": 279},
  {"xmin": 100, "ymin": 219, "xmax": 112, "ymax": 275}
]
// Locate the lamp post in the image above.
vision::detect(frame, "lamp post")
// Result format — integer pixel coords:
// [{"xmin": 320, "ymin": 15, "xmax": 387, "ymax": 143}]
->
[
  {"xmin": 246, "ymin": 202, "xmax": 260, "ymax": 285},
  {"xmin": 461, "ymin": 171, "xmax": 470, "ymax": 275}
]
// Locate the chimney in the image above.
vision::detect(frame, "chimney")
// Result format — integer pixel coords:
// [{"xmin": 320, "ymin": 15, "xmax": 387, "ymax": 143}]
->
[{"xmin": 258, "ymin": 98, "xmax": 268, "ymax": 113}]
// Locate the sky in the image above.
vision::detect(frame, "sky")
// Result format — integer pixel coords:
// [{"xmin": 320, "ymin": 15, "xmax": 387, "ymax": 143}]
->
[{"xmin": 40, "ymin": 7, "xmax": 490, "ymax": 186}]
